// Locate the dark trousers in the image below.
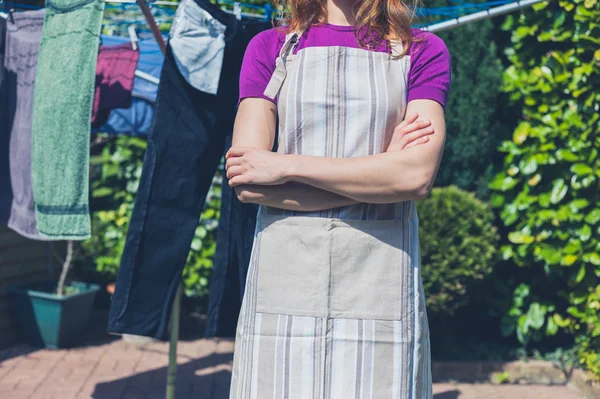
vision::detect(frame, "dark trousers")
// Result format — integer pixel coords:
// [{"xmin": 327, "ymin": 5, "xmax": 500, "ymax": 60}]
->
[
  {"xmin": 107, "ymin": 2, "xmax": 270, "ymax": 340},
  {"xmin": 205, "ymin": 134, "xmax": 259, "ymax": 338}
]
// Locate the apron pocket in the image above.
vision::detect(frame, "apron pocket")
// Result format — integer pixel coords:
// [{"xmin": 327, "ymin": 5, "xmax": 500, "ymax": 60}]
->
[
  {"xmin": 254, "ymin": 216, "xmax": 414, "ymax": 322},
  {"xmin": 255, "ymin": 217, "xmax": 330, "ymax": 318},
  {"xmin": 329, "ymin": 219, "xmax": 413, "ymax": 321}
]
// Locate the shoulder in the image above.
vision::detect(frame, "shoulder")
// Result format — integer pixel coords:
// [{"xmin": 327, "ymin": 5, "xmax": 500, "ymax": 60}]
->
[
  {"xmin": 240, "ymin": 28, "xmax": 289, "ymax": 103},
  {"xmin": 245, "ymin": 27, "xmax": 288, "ymax": 61},
  {"xmin": 405, "ymin": 29, "xmax": 452, "ymax": 109},
  {"xmin": 408, "ymin": 28, "xmax": 450, "ymax": 60}
]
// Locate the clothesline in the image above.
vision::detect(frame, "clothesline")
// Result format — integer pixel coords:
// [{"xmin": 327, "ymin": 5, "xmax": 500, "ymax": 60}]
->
[{"xmin": 1, "ymin": 0, "xmax": 544, "ymax": 29}]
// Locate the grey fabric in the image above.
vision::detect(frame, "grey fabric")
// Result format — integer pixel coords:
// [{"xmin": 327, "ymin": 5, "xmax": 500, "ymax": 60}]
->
[
  {"xmin": 0, "ymin": 13, "xmax": 10, "ymax": 224},
  {"xmin": 0, "ymin": 14, "xmax": 6, "ymax": 86},
  {"xmin": 0, "ymin": 10, "xmax": 46, "ymax": 240},
  {"xmin": 169, "ymin": 0, "xmax": 226, "ymax": 95}
]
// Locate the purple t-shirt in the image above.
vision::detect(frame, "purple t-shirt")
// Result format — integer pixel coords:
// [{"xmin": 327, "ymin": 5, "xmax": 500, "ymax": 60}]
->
[{"xmin": 239, "ymin": 24, "xmax": 452, "ymax": 108}]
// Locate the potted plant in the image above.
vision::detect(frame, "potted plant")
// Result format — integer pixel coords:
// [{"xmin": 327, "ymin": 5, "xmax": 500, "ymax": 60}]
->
[{"xmin": 9, "ymin": 241, "xmax": 100, "ymax": 349}]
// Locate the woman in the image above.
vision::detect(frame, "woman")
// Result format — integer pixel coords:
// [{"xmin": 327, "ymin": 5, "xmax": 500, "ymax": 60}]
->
[{"xmin": 225, "ymin": 0, "xmax": 451, "ymax": 395}]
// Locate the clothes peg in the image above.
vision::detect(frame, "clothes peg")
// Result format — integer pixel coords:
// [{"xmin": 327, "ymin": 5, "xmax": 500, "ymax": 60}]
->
[
  {"xmin": 233, "ymin": 2, "xmax": 242, "ymax": 20},
  {"xmin": 128, "ymin": 25, "xmax": 139, "ymax": 51},
  {"xmin": 264, "ymin": 4, "xmax": 272, "ymax": 20},
  {"xmin": 8, "ymin": 8, "xmax": 14, "ymax": 24}
]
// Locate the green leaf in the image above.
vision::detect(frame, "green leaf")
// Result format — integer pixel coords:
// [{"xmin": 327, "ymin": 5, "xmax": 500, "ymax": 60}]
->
[
  {"xmin": 528, "ymin": 174, "xmax": 542, "ymax": 186},
  {"xmin": 508, "ymin": 231, "xmax": 535, "ymax": 244},
  {"xmin": 567, "ymin": 306, "xmax": 584, "ymax": 318},
  {"xmin": 92, "ymin": 187, "xmax": 113, "ymax": 197},
  {"xmin": 578, "ymin": 224, "xmax": 592, "ymax": 241},
  {"xmin": 584, "ymin": 209, "xmax": 600, "ymax": 224},
  {"xmin": 491, "ymin": 194, "xmax": 505, "ymax": 208},
  {"xmin": 539, "ymin": 193, "xmax": 551, "ymax": 207},
  {"xmin": 546, "ymin": 317, "xmax": 558, "ymax": 335},
  {"xmin": 585, "ymin": 253, "xmax": 600, "ymax": 266},
  {"xmin": 553, "ymin": 313, "xmax": 571, "ymax": 328},
  {"xmin": 539, "ymin": 247, "xmax": 562, "ymax": 265},
  {"xmin": 569, "ymin": 199, "xmax": 590, "ymax": 211},
  {"xmin": 571, "ymin": 163, "xmax": 593, "ymax": 176},
  {"xmin": 514, "ymin": 283, "xmax": 530, "ymax": 305},
  {"xmin": 520, "ymin": 157, "xmax": 538, "ymax": 175},
  {"xmin": 489, "ymin": 173, "xmax": 519, "ymax": 191},
  {"xmin": 513, "ymin": 122, "xmax": 530, "ymax": 144},
  {"xmin": 550, "ymin": 179, "xmax": 568, "ymax": 204},
  {"xmin": 556, "ymin": 149, "xmax": 579, "ymax": 161},
  {"xmin": 562, "ymin": 254, "xmax": 578, "ymax": 266},
  {"xmin": 575, "ymin": 264, "xmax": 586, "ymax": 283},
  {"xmin": 527, "ymin": 303, "xmax": 546, "ymax": 330},
  {"xmin": 518, "ymin": 314, "xmax": 529, "ymax": 334}
]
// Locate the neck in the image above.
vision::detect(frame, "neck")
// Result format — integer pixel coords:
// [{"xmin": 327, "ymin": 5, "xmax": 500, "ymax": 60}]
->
[{"xmin": 326, "ymin": 0, "xmax": 359, "ymax": 26}]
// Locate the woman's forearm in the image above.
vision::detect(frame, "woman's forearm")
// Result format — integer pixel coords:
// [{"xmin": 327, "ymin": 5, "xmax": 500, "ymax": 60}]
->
[
  {"xmin": 234, "ymin": 183, "xmax": 359, "ymax": 211},
  {"xmin": 280, "ymin": 101, "xmax": 446, "ymax": 203},
  {"xmin": 283, "ymin": 148, "xmax": 435, "ymax": 203},
  {"xmin": 227, "ymin": 100, "xmax": 445, "ymax": 204}
]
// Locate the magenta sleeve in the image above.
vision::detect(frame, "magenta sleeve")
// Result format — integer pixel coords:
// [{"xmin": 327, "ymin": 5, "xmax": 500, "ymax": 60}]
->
[
  {"xmin": 407, "ymin": 31, "xmax": 452, "ymax": 109},
  {"xmin": 238, "ymin": 29, "xmax": 284, "ymax": 104}
]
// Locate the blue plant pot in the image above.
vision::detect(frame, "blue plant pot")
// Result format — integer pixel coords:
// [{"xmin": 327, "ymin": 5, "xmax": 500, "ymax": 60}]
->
[{"xmin": 8, "ymin": 281, "xmax": 100, "ymax": 349}]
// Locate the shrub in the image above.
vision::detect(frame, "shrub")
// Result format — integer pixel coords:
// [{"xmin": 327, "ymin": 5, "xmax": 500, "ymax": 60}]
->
[
  {"xmin": 490, "ymin": 0, "xmax": 600, "ymax": 378},
  {"xmin": 417, "ymin": 185, "xmax": 499, "ymax": 316}
]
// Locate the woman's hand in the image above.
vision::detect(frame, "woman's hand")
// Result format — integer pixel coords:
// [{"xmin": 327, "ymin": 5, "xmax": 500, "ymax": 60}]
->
[
  {"xmin": 225, "ymin": 146, "xmax": 289, "ymax": 187},
  {"xmin": 387, "ymin": 112, "xmax": 435, "ymax": 153}
]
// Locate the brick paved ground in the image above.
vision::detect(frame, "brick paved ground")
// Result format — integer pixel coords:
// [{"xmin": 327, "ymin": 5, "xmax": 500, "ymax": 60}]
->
[
  {"xmin": 0, "ymin": 312, "xmax": 588, "ymax": 399},
  {"xmin": 0, "ymin": 337, "xmax": 587, "ymax": 399}
]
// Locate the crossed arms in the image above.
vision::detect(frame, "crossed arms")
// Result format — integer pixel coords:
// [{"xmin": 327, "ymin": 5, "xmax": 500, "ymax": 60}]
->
[{"xmin": 224, "ymin": 97, "xmax": 446, "ymax": 212}]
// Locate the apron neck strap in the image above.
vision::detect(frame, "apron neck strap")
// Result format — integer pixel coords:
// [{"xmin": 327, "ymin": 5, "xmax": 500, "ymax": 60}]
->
[
  {"xmin": 279, "ymin": 30, "xmax": 303, "ymax": 58},
  {"xmin": 264, "ymin": 30, "xmax": 304, "ymax": 100},
  {"xmin": 389, "ymin": 40, "xmax": 404, "ymax": 58}
]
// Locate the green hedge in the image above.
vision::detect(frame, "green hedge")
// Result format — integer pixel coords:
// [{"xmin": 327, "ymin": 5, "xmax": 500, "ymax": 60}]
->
[
  {"xmin": 490, "ymin": 0, "xmax": 600, "ymax": 378},
  {"xmin": 417, "ymin": 186, "xmax": 499, "ymax": 316}
]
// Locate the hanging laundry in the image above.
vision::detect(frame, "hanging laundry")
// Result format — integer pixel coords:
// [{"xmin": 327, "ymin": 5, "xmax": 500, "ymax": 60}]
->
[
  {"xmin": 206, "ymin": 134, "xmax": 259, "ymax": 337},
  {"xmin": 107, "ymin": 0, "xmax": 271, "ymax": 340},
  {"xmin": 169, "ymin": 0, "xmax": 227, "ymax": 95},
  {"xmin": 98, "ymin": 98, "xmax": 154, "ymax": 137},
  {"xmin": 0, "ymin": 10, "xmax": 47, "ymax": 240},
  {"xmin": 91, "ymin": 43, "xmax": 139, "ymax": 128},
  {"xmin": 30, "ymin": 0, "xmax": 105, "ymax": 240},
  {"xmin": 99, "ymin": 35, "xmax": 163, "ymax": 103},
  {"xmin": 0, "ymin": 13, "xmax": 6, "ymax": 86},
  {"xmin": 91, "ymin": 35, "xmax": 162, "ymax": 136},
  {"xmin": 0, "ymin": 13, "xmax": 9, "ymax": 224}
]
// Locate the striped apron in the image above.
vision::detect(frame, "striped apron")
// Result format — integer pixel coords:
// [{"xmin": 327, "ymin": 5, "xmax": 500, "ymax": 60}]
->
[{"xmin": 229, "ymin": 31, "xmax": 432, "ymax": 399}]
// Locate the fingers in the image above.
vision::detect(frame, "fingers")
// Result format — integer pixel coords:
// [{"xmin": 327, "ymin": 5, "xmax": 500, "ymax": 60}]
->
[
  {"xmin": 225, "ymin": 156, "xmax": 243, "ymax": 170},
  {"xmin": 225, "ymin": 146, "xmax": 254, "ymax": 159},
  {"xmin": 396, "ymin": 112, "xmax": 419, "ymax": 129},
  {"xmin": 395, "ymin": 119, "xmax": 432, "ymax": 137},
  {"xmin": 226, "ymin": 165, "xmax": 244, "ymax": 180},
  {"xmin": 229, "ymin": 175, "xmax": 247, "ymax": 187},
  {"xmin": 404, "ymin": 136, "xmax": 430, "ymax": 149},
  {"xmin": 398, "ymin": 125, "xmax": 434, "ymax": 146}
]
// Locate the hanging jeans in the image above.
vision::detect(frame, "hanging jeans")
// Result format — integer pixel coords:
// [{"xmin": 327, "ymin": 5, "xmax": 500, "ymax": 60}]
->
[
  {"xmin": 107, "ymin": 0, "xmax": 271, "ymax": 340},
  {"xmin": 204, "ymin": 134, "xmax": 259, "ymax": 338}
]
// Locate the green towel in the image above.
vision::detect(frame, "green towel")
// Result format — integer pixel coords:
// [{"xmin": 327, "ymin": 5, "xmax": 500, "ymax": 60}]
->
[{"xmin": 31, "ymin": 0, "xmax": 105, "ymax": 240}]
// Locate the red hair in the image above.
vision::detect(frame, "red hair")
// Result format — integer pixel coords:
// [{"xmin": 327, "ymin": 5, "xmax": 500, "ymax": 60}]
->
[{"xmin": 272, "ymin": 0, "xmax": 422, "ymax": 57}]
